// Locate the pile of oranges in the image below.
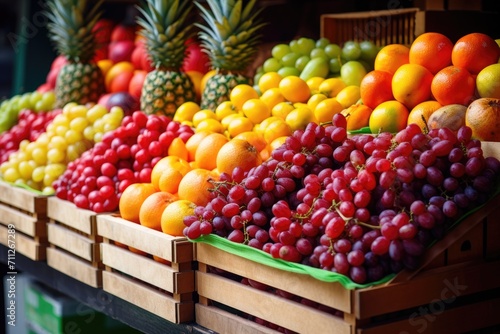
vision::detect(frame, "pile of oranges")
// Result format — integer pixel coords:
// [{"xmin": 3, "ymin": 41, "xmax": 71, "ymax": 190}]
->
[{"xmin": 360, "ymin": 32, "xmax": 500, "ymax": 134}]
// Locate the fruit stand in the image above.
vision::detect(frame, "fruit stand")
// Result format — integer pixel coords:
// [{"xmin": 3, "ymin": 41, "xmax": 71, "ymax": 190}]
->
[{"xmin": 2, "ymin": 0, "xmax": 500, "ymax": 333}]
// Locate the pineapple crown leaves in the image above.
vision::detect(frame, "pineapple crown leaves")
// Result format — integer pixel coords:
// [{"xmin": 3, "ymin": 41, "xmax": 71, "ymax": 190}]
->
[
  {"xmin": 45, "ymin": 0, "xmax": 103, "ymax": 63},
  {"xmin": 136, "ymin": 0, "xmax": 195, "ymax": 70},
  {"xmin": 194, "ymin": 0, "xmax": 267, "ymax": 72}
]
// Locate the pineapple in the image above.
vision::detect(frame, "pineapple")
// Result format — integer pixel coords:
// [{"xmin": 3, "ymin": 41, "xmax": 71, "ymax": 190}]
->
[
  {"xmin": 137, "ymin": 0, "xmax": 196, "ymax": 117},
  {"xmin": 195, "ymin": 0, "xmax": 266, "ymax": 111},
  {"xmin": 45, "ymin": 0, "xmax": 106, "ymax": 108}
]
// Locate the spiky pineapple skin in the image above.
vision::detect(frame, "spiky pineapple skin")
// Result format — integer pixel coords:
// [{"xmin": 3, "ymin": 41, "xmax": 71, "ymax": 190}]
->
[
  {"xmin": 55, "ymin": 63, "xmax": 105, "ymax": 108},
  {"xmin": 140, "ymin": 69, "xmax": 196, "ymax": 117}
]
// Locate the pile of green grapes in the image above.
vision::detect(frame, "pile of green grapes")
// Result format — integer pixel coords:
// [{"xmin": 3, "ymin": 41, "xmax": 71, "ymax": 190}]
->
[
  {"xmin": 254, "ymin": 37, "xmax": 380, "ymax": 88},
  {"xmin": 0, "ymin": 91, "xmax": 56, "ymax": 133}
]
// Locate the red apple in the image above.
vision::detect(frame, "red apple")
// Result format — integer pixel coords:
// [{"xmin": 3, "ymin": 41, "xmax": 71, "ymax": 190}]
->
[
  {"xmin": 109, "ymin": 40, "xmax": 135, "ymax": 63},
  {"xmin": 129, "ymin": 70, "xmax": 147, "ymax": 98},
  {"xmin": 109, "ymin": 71, "xmax": 134, "ymax": 93},
  {"xmin": 111, "ymin": 24, "xmax": 136, "ymax": 42},
  {"xmin": 182, "ymin": 40, "xmax": 210, "ymax": 74},
  {"xmin": 131, "ymin": 44, "xmax": 146, "ymax": 70},
  {"xmin": 93, "ymin": 18, "xmax": 115, "ymax": 45}
]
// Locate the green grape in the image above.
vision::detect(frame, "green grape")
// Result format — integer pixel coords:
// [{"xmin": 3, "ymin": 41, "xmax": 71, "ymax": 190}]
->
[
  {"xmin": 281, "ymin": 52, "xmax": 300, "ymax": 67},
  {"xmin": 41, "ymin": 92, "xmax": 56, "ymax": 107},
  {"xmin": 70, "ymin": 117, "xmax": 89, "ymax": 133},
  {"xmin": 310, "ymin": 48, "xmax": 328, "ymax": 59},
  {"xmin": 67, "ymin": 105, "xmax": 88, "ymax": 119},
  {"xmin": 83, "ymin": 126, "xmax": 95, "ymax": 141},
  {"xmin": 316, "ymin": 37, "xmax": 330, "ymax": 49},
  {"xmin": 295, "ymin": 55, "xmax": 311, "ymax": 72},
  {"xmin": 253, "ymin": 72, "xmax": 263, "ymax": 89},
  {"xmin": 31, "ymin": 147, "xmax": 48, "ymax": 165},
  {"xmin": 56, "ymin": 125, "xmax": 69, "ymax": 137},
  {"xmin": 42, "ymin": 186, "xmax": 55, "ymax": 195},
  {"xmin": 340, "ymin": 60, "xmax": 367, "ymax": 86},
  {"xmin": 45, "ymin": 163, "xmax": 66, "ymax": 178},
  {"xmin": 93, "ymin": 119, "xmax": 105, "ymax": 133},
  {"xmin": 65, "ymin": 145, "xmax": 80, "ymax": 162},
  {"xmin": 262, "ymin": 57, "xmax": 282, "ymax": 73},
  {"xmin": 65, "ymin": 129, "xmax": 83, "ymax": 144},
  {"xmin": 296, "ymin": 37, "xmax": 316, "ymax": 56},
  {"xmin": 3, "ymin": 167, "xmax": 20, "ymax": 183},
  {"xmin": 28, "ymin": 91, "xmax": 42, "ymax": 107},
  {"xmin": 342, "ymin": 41, "xmax": 362, "ymax": 60},
  {"xmin": 289, "ymin": 39, "xmax": 300, "ymax": 54},
  {"xmin": 329, "ymin": 58, "xmax": 342, "ymax": 73},
  {"xmin": 47, "ymin": 148, "xmax": 65, "ymax": 163},
  {"xmin": 17, "ymin": 94, "xmax": 31, "ymax": 110},
  {"xmin": 52, "ymin": 113, "xmax": 69, "ymax": 126},
  {"xmin": 49, "ymin": 136, "xmax": 67, "ymax": 151},
  {"xmin": 271, "ymin": 44, "xmax": 292, "ymax": 60},
  {"xmin": 325, "ymin": 44, "xmax": 342, "ymax": 58},
  {"xmin": 277, "ymin": 66, "xmax": 300, "ymax": 77},
  {"xmin": 31, "ymin": 166, "xmax": 45, "ymax": 183},
  {"xmin": 93, "ymin": 132, "xmax": 103, "ymax": 143},
  {"xmin": 18, "ymin": 161, "xmax": 35, "ymax": 180},
  {"xmin": 86, "ymin": 104, "xmax": 107, "ymax": 123}
]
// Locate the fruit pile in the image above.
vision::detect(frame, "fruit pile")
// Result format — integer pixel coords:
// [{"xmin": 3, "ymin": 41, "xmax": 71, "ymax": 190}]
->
[{"xmin": 183, "ymin": 115, "xmax": 500, "ymax": 284}]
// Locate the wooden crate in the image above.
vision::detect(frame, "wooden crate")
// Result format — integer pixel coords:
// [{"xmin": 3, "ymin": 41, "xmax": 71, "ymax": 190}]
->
[
  {"xmin": 320, "ymin": 8, "xmax": 421, "ymax": 47},
  {"xmin": 0, "ymin": 181, "xmax": 49, "ymax": 261},
  {"xmin": 195, "ymin": 142, "xmax": 500, "ymax": 334},
  {"xmin": 97, "ymin": 214, "xmax": 196, "ymax": 324},
  {"xmin": 46, "ymin": 197, "xmax": 102, "ymax": 288}
]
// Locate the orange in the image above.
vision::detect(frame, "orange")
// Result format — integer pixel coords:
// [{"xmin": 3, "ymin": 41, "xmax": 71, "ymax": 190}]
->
[
  {"xmin": 392, "ymin": 64, "xmax": 434, "ymax": 110},
  {"xmin": 234, "ymin": 131, "xmax": 268, "ymax": 152},
  {"xmin": 167, "ymin": 137, "xmax": 189, "ymax": 161},
  {"xmin": 374, "ymin": 44, "xmax": 410, "ymax": 75},
  {"xmin": 465, "ymin": 98, "xmax": 500, "ymax": 141},
  {"xmin": 359, "ymin": 70, "xmax": 394, "ymax": 109},
  {"xmin": 119, "ymin": 183, "xmax": 157, "ymax": 224},
  {"xmin": 278, "ymin": 76, "xmax": 311, "ymax": 103},
  {"xmin": 409, "ymin": 32, "xmax": 453, "ymax": 74},
  {"xmin": 452, "ymin": 33, "xmax": 500, "ymax": 74},
  {"xmin": 431, "ymin": 65, "xmax": 475, "ymax": 106},
  {"xmin": 161, "ymin": 199, "xmax": 197, "ymax": 237},
  {"xmin": 227, "ymin": 116, "xmax": 254, "ymax": 138},
  {"xmin": 139, "ymin": 191, "xmax": 178, "ymax": 231},
  {"xmin": 151, "ymin": 156, "xmax": 192, "ymax": 193},
  {"xmin": 195, "ymin": 132, "xmax": 229, "ymax": 170},
  {"xmin": 230, "ymin": 84, "xmax": 259, "ymax": 110},
  {"xmin": 216, "ymin": 138, "xmax": 262, "ymax": 175},
  {"xmin": 341, "ymin": 104, "xmax": 373, "ymax": 131},
  {"xmin": 369, "ymin": 100, "xmax": 409, "ymax": 134},
  {"xmin": 407, "ymin": 100, "xmax": 442, "ymax": 131},
  {"xmin": 178, "ymin": 168, "xmax": 219, "ymax": 206},
  {"xmin": 105, "ymin": 61, "xmax": 135, "ymax": 90},
  {"xmin": 185, "ymin": 130, "xmax": 211, "ymax": 162},
  {"xmin": 476, "ymin": 63, "xmax": 500, "ymax": 99}
]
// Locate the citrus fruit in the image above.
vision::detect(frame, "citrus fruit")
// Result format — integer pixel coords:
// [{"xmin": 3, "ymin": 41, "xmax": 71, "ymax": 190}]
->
[
  {"xmin": 431, "ymin": 65, "xmax": 475, "ymax": 106},
  {"xmin": 285, "ymin": 105, "xmax": 316, "ymax": 131},
  {"xmin": 167, "ymin": 137, "xmax": 189, "ymax": 161},
  {"xmin": 272, "ymin": 101, "xmax": 295, "ymax": 119},
  {"xmin": 185, "ymin": 130, "xmax": 211, "ymax": 162},
  {"xmin": 263, "ymin": 119, "xmax": 292, "ymax": 144},
  {"xmin": 161, "ymin": 199, "xmax": 197, "ymax": 237},
  {"xmin": 407, "ymin": 100, "xmax": 442, "ymax": 131},
  {"xmin": 119, "ymin": 183, "xmax": 157, "ymax": 224},
  {"xmin": 151, "ymin": 156, "xmax": 192, "ymax": 194},
  {"xmin": 341, "ymin": 104, "xmax": 372, "ymax": 131},
  {"xmin": 192, "ymin": 109, "xmax": 217, "ymax": 128},
  {"xmin": 139, "ymin": 191, "xmax": 178, "ymax": 231},
  {"xmin": 336, "ymin": 85, "xmax": 361, "ymax": 109},
  {"xmin": 476, "ymin": 63, "xmax": 500, "ymax": 99},
  {"xmin": 279, "ymin": 76, "xmax": 311, "ymax": 103},
  {"xmin": 360, "ymin": 70, "xmax": 394, "ymax": 109},
  {"xmin": 215, "ymin": 101, "xmax": 238, "ymax": 120},
  {"xmin": 369, "ymin": 100, "xmax": 409, "ymax": 134},
  {"xmin": 216, "ymin": 138, "xmax": 262, "ymax": 175},
  {"xmin": 230, "ymin": 84, "xmax": 259, "ymax": 110},
  {"xmin": 195, "ymin": 118, "xmax": 224, "ymax": 133},
  {"xmin": 259, "ymin": 87, "xmax": 285, "ymax": 110},
  {"xmin": 465, "ymin": 98, "xmax": 500, "ymax": 141},
  {"xmin": 374, "ymin": 44, "xmax": 410, "ymax": 75},
  {"xmin": 307, "ymin": 93, "xmax": 328, "ymax": 111},
  {"xmin": 306, "ymin": 77, "xmax": 325, "ymax": 93},
  {"xmin": 234, "ymin": 131, "xmax": 267, "ymax": 152},
  {"xmin": 409, "ymin": 32, "xmax": 453, "ymax": 74},
  {"xmin": 392, "ymin": 63, "xmax": 433, "ymax": 110},
  {"xmin": 201, "ymin": 69, "xmax": 216, "ymax": 92},
  {"xmin": 258, "ymin": 72, "xmax": 283, "ymax": 93},
  {"xmin": 314, "ymin": 98, "xmax": 344, "ymax": 123},
  {"xmin": 318, "ymin": 77, "xmax": 346, "ymax": 98},
  {"xmin": 195, "ymin": 132, "xmax": 229, "ymax": 171},
  {"xmin": 452, "ymin": 32, "xmax": 500, "ymax": 74},
  {"xmin": 173, "ymin": 101, "xmax": 200, "ymax": 123},
  {"xmin": 178, "ymin": 168, "xmax": 219, "ymax": 206},
  {"xmin": 227, "ymin": 116, "xmax": 254, "ymax": 137},
  {"xmin": 242, "ymin": 98, "xmax": 271, "ymax": 124}
]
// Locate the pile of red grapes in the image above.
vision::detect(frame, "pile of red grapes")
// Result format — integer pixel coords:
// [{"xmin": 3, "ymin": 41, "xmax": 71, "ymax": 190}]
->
[
  {"xmin": 184, "ymin": 114, "xmax": 500, "ymax": 284},
  {"xmin": 53, "ymin": 111, "xmax": 194, "ymax": 212},
  {"xmin": 0, "ymin": 109, "xmax": 61, "ymax": 164}
]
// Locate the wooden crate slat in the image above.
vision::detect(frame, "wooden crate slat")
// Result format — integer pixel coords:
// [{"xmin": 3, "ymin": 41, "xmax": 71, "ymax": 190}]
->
[
  {"xmin": 101, "ymin": 243, "xmax": 194, "ymax": 294},
  {"xmin": 102, "ymin": 271, "xmax": 194, "ymax": 324},
  {"xmin": 195, "ymin": 304, "xmax": 280, "ymax": 334},
  {"xmin": 196, "ymin": 242, "xmax": 352, "ymax": 313},
  {"xmin": 196, "ymin": 271, "xmax": 351, "ymax": 334},
  {"xmin": 0, "ymin": 223, "xmax": 46, "ymax": 261},
  {"xmin": 0, "ymin": 203, "xmax": 46, "ymax": 238},
  {"xmin": 0, "ymin": 181, "xmax": 48, "ymax": 214},
  {"xmin": 47, "ymin": 197, "xmax": 97, "ymax": 235},
  {"xmin": 47, "ymin": 247, "xmax": 101, "ymax": 288},
  {"xmin": 97, "ymin": 214, "xmax": 193, "ymax": 263},
  {"xmin": 47, "ymin": 223, "xmax": 99, "ymax": 262}
]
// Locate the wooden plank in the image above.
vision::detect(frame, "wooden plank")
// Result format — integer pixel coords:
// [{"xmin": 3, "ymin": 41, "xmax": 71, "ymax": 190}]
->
[
  {"xmin": 358, "ymin": 295, "xmax": 500, "ymax": 334},
  {"xmin": 46, "ymin": 247, "xmax": 101, "ymax": 288},
  {"xmin": 196, "ymin": 271, "xmax": 351, "ymax": 334},
  {"xmin": 196, "ymin": 242, "xmax": 352, "ymax": 313},
  {"xmin": 101, "ymin": 243, "xmax": 194, "ymax": 294},
  {"xmin": 102, "ymin": 271, "xmax": 194, "ymax": 324},
  {"xmin": 0, "ymin": 225, "xmax": 46, "ymax": 261},
  {"xmin": 446, "ymin": 218, "xmax": 484, "ymax": 265},
  {"xmin": 355, "ymin": 260, "xmax": 500, "ymax": 319},
  {"xmin": 47, "ymin": 197, "xmax": 97, "ymax": 235},
  {"xmin": 0, "ymin": 203, "xmax": 47, "ymax": 238},
  {"xmin": 47, "ymin": 223, "xmax": 99, "ymax": 262},
  {"xmin": 486, "ymin": 205, "xmax": 500, "ymax": 258},
  {"xmin": 97, "ymin": 215, "xmax": 193, "ymax": 263},
  {"xmin": 0, "ymin": 181, "xmax": 48, "ymax": 215},
  {"xmin": 195, "ymin": 304, "xmax": 280, "ymax": 334}
]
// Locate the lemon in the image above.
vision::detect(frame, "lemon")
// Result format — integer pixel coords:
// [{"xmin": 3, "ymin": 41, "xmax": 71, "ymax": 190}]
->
[
  {"xmin": 173, "ymin": 101, "xmax": 200, "ymax": 123},
  {"xmin": 271, "ymin": 102, "xmax": 294, "ymax": 120},
  {"xmin": 192, "ymin": 109, "xmax": 217, "ymax": 128},
  {"xmin": 285, "ymin": 106, "xmax": 316, "ymax": 132},
  {"xmin": 215, "ymin": 101, "xmax": 238, "ymax": 121},
  {"xmin": 318, "ymin": 77, "xmax": 347, "ymax": 98},
  {"xmin": 195, "ymin": 118, "xmax": 224, "ymax": 133},
  {"xmin": 263, "ymin": 119, "xmax": 292, "ymax": 144},
  {"xmin": 314, "ymin": 98, "xmax": 344, "ymax": 123},
  {"xmin": 336, "ymin": 85, "xmax": 361, "ymax": 108},
  {"xmin": 227, "ymin": 116, "xmax": 254, "ymax": 137},
  {"xmin": 307, "ymin": 93, "xmax": 328, "ymax": 111},
  {"xmin": 242, "ymin": 98, "xmax": 271, "ymax": 124},
  {"xmin": 476, "ymin": 63, "xmax": 500, "ymax": 99}
]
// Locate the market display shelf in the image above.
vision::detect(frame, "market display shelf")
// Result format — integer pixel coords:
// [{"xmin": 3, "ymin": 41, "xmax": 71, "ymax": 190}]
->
[{"xmin": 0, "ymin": 181, "xmax": 49, "ymax": 261}]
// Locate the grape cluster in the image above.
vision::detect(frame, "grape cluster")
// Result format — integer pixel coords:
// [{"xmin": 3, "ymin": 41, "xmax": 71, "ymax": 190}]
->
[
  {"xmin": 0, "ymin": 109, "xmax": 61, "ymax": 164},
  {"xmin": 53, "ymin": 111, "xmax": 194, "ymax": 212},
  {"xmin": 184, "ymin": 114, "xmax": 500, "ymax": 284}
]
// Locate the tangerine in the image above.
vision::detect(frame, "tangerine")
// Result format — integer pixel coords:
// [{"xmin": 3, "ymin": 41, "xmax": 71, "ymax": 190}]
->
[
  {"xmin": 139, "ymin": 191, "xmax": 178, "ymax": 231},
  {"xmin": 314, "ymin": 98, "xmax": 344, "ymax": 123},
  {"xmin": 119, "ymin": 183, "xmax": 157, "ymax": 224},
  {"xmin": 392, "ymin": 64, "xmax": 433, "ymax": 110},
  {"xmin": 161, "ymin": 199, "xmax": 197, "ymax": 237},
  {"xmin": 178, "ymin": 168, "xmax": 219, "ymax": 206},
  {"xmin": 216, "ymin": 138, "xmax": 262, "ymax": 175},
  {"xmin": 452, "ymin": 32, "xmax": 500, "ymax": 74},
  {"xmin": 359, "ymin": 70, "xmax": 394, "ymax": 109},
  {"xmin": 374, "ymin": 44, "xmax": 410, "ymax": 75},
  {"xmin": 258, "ymin": 72, "xmax": 283, "ymax": 93},
  {"xmin": 341, "ymin": 104, "xmax": 373, "ymax": 131},
  {"xmin": 369, "ymin": 100, "xmax": 409, "ymax": 134},
  {"xmin": 409, "ymin": 32, "xmax": 453, "ymax": 74},
  {"xmin": 151, "ymin": 156, "xmax": 192, "ymax": 193},
  {"xmin": 279, "ymin": 76, "xmax": 311, "ymax": 103},
  {"xmin": 234, "ymin": 131, "xmax": 268, "ymax": 152},
  {"xmin": 230, "ymin": 84, "xmax": 259, "ymax": 110},
  {"xmin": 431, "ymin": 65, "xmax": 475, "ymax": 106},
  {"xmin": 195, "ymin": 132, "xmax": 229, "ymax": 171},
  {"xmin": 407, "ymin": 100, "xmax": 442, "ymax": 132},
  {"xmin": 185, "ymin": 130, "xmax": 211, "ymax": 162},
  {"xmin": 167, "ymin": 137, "xmax": 189, "ymax": 161}
]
